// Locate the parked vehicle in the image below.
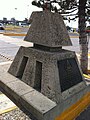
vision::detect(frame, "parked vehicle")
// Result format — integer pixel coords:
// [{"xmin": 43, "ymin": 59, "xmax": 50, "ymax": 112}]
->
[
  {"xmin": 0, "ymin": 23, "xmax": 4, "ymax": 30},
  {"xmin": 19, "ymin": 22, "xmax": 28, "ymax": 27}
]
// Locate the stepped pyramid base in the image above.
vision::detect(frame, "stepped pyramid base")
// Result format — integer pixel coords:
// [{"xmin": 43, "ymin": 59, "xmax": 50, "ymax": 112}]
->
[
  {"xmin": 8, "ymin": 46, "xmax": 89, "ymax": 104},
  {"xmin": 0, "ymin": 62, "xmax": 89, "ymax": 120},
  {"xmin": 0, "ymin": 10, "xmax": 90, "ymax": 120}
]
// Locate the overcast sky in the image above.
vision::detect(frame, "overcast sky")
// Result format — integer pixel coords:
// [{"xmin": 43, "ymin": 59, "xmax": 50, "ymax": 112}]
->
[
  {"xmin": 0, "ymin": 0, "xmax": 41, "ymax": 20},
  {"xmin": 0, "ymin": 0, "xmax": 79, "ymax": 28}
]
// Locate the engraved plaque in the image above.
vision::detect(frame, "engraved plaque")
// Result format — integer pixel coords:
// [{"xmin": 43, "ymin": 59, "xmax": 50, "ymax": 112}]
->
[{"xmin": 57, "ymin": 58, "xmax": 83, "ymax": 92}]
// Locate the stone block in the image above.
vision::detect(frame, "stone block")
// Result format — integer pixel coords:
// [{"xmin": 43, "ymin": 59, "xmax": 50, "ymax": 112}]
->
[
  {"xmin": 0, "ymin": 63, "xmax": 59, "ymax": 120},
  {"xmin": 24, "ymin": 10, "xmax": 72, "ymax": 47},
  {"xmin": 6, "ymin": 81, "xmax": 34, "ymax": 99},
  {"xmin": 8, "ymin": 46, "xmax": 88, "ymax": 104},
  {"xmin": 21, "ymin": 90, "xmax": 58, "ymax": 120}
]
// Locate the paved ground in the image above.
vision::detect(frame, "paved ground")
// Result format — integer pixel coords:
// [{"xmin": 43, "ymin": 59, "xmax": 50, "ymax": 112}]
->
[
  {"xmin": 0, "ymin": 33, "xmax": 90, "ymax": 120},
  {"xmin": 0, "ymin": 40, "xmax": 18, "ymax": 61},
  {"xmin": 0, "ymin": 94, "xmax": 16, "ymax": 114},
  {"xmin": 0, "ymin": 34, "xmax": 33, "ymax": 61},
  {"xmin": 0, "ymin": 34, "xmax": 33, "ymax": 120}
]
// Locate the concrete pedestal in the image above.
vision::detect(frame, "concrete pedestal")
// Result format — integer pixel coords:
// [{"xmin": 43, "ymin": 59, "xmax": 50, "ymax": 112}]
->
[{"xmin": 8, "ymin": 46, "xmax": 88, "ymax": 104}]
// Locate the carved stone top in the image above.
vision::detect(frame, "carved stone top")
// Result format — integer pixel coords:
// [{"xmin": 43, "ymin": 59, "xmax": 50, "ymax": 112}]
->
[{"xmin": 24, "ymin": 10, "xmax": 72, "ymax": 47}]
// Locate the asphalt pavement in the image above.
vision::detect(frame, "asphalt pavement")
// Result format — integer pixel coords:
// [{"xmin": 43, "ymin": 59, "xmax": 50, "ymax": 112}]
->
[{"xmin": 0, "ymin": 34, "xmax": 33, "ymax": 62}]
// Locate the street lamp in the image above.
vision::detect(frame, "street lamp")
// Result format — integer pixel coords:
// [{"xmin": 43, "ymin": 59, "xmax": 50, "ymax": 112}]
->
[
  {"xmin": 27, "ymin": 5, "xmax": 29, "ymax": 19},
  {"xmin": 15, "ymin": 8, "xmax": 17, "ymax": 19},
  {"xmin": 14, "ymin": 8, "xmax": 17, "ymax": 26}
]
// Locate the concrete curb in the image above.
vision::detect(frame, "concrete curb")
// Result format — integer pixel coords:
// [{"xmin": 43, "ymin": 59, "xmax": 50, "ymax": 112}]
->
[
  {"xmin": 0, "ymin": 32, "xmax": 79, "ymax": 38},
  {"xmin": 55, "ymin": 92, "xmax": 90, "ymax": 120},
  {"xmin": 70, "ymin": 36, "xmax": 79, "ymax": 38},
  {"xmin": 0, "ymin": 33, "xmax": 3, "ymax": 34},
  {"xmin": 3, "ymin": 33, "xmax": 26, "ymax": 36}
]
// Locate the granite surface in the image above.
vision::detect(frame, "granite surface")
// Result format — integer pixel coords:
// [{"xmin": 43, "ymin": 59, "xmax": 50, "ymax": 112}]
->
[{"xmin": 24, "ymin": 10, "xmax": 72, "ymax": 47}]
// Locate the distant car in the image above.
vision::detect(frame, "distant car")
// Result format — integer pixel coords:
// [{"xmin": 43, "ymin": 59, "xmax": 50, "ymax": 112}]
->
[
  {"xmin": 19, "ymin": 23, "xmax": 27, "ymax": 27},
  {"xmin": 0, "ymin": 23, "xmax": 4, "ymax": 30}
]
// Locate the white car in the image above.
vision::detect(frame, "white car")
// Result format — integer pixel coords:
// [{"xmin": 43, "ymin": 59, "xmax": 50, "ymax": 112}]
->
[{"xmin": 19, "ymin": 23, "xmax": 27, "ymax": 27}]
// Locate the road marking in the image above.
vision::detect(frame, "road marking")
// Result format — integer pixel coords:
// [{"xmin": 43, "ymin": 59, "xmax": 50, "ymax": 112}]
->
[
  {"xmin": 0, "ymin": 54, "xmax": 13, "ymax": 61},
  {"xmin": 55, "ymin": 92, "xmax": 90, "ymax": 120},
  {"xmin": 0, "ymin": 61, "xmax": 12, "ymax": 65},
  {"xmin": 0, "ymin": 94, "xmax": 17, "ymax": 114},
  {"xmin": 83, "ymin": 74, "xmax": 90, "ymax": 79},
  {"xmin": 70, "ymin": 36, "xmax": 79, "ymax": 38},
  {"xmin": 3, "ymin": 33, "xmax": 26, "ymax": 36}
]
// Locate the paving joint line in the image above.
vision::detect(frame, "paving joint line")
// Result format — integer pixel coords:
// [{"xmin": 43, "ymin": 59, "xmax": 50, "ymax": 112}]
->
[{"xmin": 0, "ymin": 54, "xmax": 13, "ymax": 61}]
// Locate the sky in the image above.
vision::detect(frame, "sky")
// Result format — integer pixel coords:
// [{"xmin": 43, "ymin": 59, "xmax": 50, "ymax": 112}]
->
[
  {"xmin": 0, "ymin": 0, "xmax": 79, "ymax": 28},
  {"xmin": 0, "ymin": 0, "xmax": 41, "ymax": 20}
]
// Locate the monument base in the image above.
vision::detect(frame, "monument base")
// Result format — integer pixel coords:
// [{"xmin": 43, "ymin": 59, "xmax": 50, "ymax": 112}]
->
[
  {"xmin": 0, "ymin": 62, "xmax": 90, "ymax": 120},
  {"xmin": 8, "ymin": 46, "xmax": 89, "ymax": 104}
]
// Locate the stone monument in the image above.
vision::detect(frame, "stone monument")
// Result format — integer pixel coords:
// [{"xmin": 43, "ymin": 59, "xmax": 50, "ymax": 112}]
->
[
  {"xmin": 8, "ymin": 10, "xmax": 88, "ymax": 103},
  {"xmin": 0, "ymin": 10, "xmax": 90, "ymax": 120}
]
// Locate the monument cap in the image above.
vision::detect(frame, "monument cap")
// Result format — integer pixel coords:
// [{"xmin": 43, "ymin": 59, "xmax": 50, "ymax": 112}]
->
[{"xmin": 24, "ymin": 10, "xmax": 72, "ymax": 47}]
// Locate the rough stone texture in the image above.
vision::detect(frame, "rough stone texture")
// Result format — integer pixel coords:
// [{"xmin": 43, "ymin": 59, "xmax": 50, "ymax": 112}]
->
[
  {"xmin": 0, "ymin": 63, "xmax": 58, "ymax": 120},
  {"xmin": 5, "ymin": 10, "xmax": 90, "ymax": 120},
  {"xmin": 6, "ymin": 81, "xmax": 34, "ymax": 100},
  {"xmin": 21, "ymin": 91, "xmax": 57, "ymax": 120},
  {"xmin": 58, "ymin": 85, "xmax": 90, "ymax": 114},
  {"xmin": 0, "ymin": 63, "xmax": 90, "ymax": 120},
  {"xmin": 24, "ymin": 10, "xmax": 72, "ymax": 47},
  {"xmin": 8, "ymin": 46, "xmax": 88, "ymax": 104}
]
